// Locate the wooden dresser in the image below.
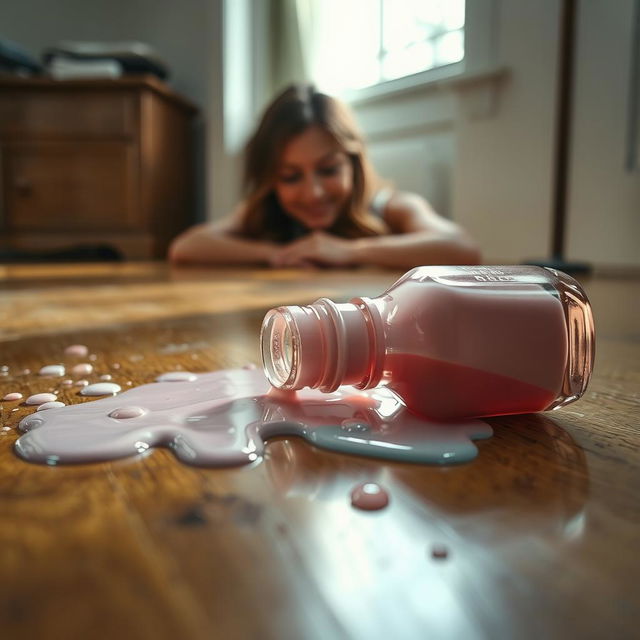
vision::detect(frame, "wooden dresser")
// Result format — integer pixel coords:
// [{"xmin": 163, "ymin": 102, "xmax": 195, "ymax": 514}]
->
[{"xmin": 0, "ymin": 76, "xmax": 197, "ymax": 259}]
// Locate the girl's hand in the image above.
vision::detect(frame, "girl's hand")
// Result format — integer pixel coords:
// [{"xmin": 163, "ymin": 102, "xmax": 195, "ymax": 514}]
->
[{"xmin": 270, "ymin": 232, "xmax": 356, "ymax": 268}]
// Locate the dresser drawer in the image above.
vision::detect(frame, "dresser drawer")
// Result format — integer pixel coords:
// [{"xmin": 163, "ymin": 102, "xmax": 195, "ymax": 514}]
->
[
  {"xmin": 0, "ymin": 90, "xmax": 136, "ymax": 139},
  {"xmin": 2, "ymin": 142, "xmax": 140, "ymax": 230}
]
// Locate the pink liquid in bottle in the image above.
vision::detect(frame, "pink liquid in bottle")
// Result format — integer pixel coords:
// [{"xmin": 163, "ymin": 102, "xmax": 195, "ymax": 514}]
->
[{"xmin": 260, "ymin": 266, "xmax": 595, "ymax": 421}]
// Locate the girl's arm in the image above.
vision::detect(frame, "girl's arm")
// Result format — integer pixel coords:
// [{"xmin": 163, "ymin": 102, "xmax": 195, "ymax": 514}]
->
[
  {"xmin": 168, "ymin": 206, "xmax": 278, "ymax": 266},
  {"xmin": 352, "ymin": 191, "xmax": 481, "ymax": 267},
  {"xmin": 273, "ymin": 192, "xmax": 481, "ymax": 269}
]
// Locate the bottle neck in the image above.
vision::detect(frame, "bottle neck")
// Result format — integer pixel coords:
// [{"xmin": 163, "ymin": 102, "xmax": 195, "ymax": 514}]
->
[{"xmin": 260, "ymin": 297, "xmax": 385, "ymax": 392}]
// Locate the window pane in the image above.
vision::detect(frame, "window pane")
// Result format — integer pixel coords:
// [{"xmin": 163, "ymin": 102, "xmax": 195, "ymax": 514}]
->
[
  {"xmin": 312, "ymin": 0, "xmax": 381, "ymax": 94},
  {"xmin": 434, "ymin": 29, "xmax": 464, "ymax": 67},
  {"xmin": 381, "ymin": 0, "xmax": 465, "ymax": 80},
  {"xmin": 382, "ymin": 41, "xmax": 435, "ymax": 81},
  {"xmin": 382, "ymin": 0, "xmax": 431, "ymax": 52},
  {"xmin": 310, "ymin": 0, "xmax": 464, "ymax": 94}
]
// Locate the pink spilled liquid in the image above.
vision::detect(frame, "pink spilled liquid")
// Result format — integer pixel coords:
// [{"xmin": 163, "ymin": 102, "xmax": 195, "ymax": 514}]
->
[{"xmin": 14, "ymin": 368, "xmax": 492, "ymax": 467}]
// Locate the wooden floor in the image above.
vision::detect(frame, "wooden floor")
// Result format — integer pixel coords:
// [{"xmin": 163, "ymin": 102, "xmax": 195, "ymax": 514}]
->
[{"xmin": 0, "ymin": 262, "xmax": 638, "ymax": 640}]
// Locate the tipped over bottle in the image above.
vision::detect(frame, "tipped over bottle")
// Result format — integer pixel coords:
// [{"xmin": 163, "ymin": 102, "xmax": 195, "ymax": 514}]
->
[{"xmin": 260, "ymin": 266, "xmax": 595, "ymax": 421}]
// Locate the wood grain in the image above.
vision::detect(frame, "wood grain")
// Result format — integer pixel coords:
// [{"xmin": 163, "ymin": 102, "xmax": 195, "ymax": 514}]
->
[{"xmin": 0, "ymin": 263, "xmax": 638, "ymax": 640}]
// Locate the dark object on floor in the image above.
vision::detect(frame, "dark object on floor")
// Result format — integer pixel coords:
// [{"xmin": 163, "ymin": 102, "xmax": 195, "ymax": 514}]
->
[{"xmin": 0, "ymin": 244, "xmax": 123, "ymax": 263}]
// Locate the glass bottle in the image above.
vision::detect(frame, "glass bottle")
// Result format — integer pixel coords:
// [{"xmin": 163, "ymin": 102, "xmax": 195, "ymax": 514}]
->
[{"xmin": 260, "ymin": 266, "xmax": 595, "ymax": 421}]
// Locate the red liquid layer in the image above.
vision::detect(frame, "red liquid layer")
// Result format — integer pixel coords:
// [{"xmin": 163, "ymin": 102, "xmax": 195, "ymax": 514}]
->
[{"xmin": 385, "ymin": 353, "xmax": 559, "ymax": 421}]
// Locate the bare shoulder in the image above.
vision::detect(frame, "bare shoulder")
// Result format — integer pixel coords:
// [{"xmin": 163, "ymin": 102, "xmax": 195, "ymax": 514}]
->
[{"xmin": 382, "ymin": 190, "xmax": 457, "ymax": 234}]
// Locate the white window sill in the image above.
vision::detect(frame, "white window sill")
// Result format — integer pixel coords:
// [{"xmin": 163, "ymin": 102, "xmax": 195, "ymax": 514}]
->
[{"xmin": 344, "ymin": 63, "xmax": 509, "ymax": 117}]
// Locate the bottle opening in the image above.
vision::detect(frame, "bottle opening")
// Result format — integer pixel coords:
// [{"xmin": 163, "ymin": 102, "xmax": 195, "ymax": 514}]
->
[{"xmin": 260, "ymin": 309, "xmax": 297, "ymax": 388}]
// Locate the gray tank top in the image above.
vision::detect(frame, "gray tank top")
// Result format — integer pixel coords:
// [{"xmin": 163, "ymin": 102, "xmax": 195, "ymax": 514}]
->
[{"xmin": 369, "ymin": 188, "xmax": 393, "ymax": 218}]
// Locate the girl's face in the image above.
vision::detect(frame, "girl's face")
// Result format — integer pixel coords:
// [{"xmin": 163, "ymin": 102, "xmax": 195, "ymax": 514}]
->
[{"xmin": 274, "ymin": 125, "xmax": 354, "ymax": 230}]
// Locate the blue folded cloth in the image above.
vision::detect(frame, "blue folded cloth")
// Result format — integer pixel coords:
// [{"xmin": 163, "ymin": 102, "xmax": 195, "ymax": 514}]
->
[
  {"xmin": 42, "ymin": 41, "xmax": 169, "ymax": 80},
  {"xmin": 0, "ymin": 37, "xmax": 42, "ymax": 73}
]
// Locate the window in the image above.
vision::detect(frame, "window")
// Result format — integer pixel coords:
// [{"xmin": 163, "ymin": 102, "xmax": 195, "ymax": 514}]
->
[{"xmin": 311, "ymin": 0, "xmax": 465, "ymax": 96}]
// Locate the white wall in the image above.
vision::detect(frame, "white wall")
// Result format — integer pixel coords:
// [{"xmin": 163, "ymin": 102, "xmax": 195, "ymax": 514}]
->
[
  {"xmin": 353, "ymin": 85, "xmax": 457, "ymax": 218},
  {"xmin": 565, "ymin": 0, "xmax": 640, "ymax": 268},
  {"xmin": 453, "ymin": 1, "xmax": 562, "ymax": 264}
]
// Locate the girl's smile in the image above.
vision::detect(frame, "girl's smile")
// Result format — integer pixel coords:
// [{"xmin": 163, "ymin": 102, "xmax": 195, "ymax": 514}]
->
[{"xmin": 275, "ymin": 125, "xmax": 353, "ymax": 230}]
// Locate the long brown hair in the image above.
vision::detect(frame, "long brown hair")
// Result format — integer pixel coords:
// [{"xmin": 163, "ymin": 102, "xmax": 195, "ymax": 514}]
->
[{"xmin": 240, "ymin": 84, "xmax": 387, "ymax": 242}]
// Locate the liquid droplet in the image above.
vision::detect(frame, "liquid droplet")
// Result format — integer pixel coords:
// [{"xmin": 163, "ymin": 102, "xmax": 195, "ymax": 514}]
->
[
  {"xmin": 341, "ymin": 419, "xmax": 371, "ymax": 433},
  {"xmin": 108, "ymin": 406, "xmax": 147, "ymax": 419},
  {"xmin": 350, "ymin": 482, "xmax": 390, "ymax": 511},
  {"xmin": 37, "ymin": 401, "xmax": 66, "ymax": 411},
  {"xmin": 65, "ymin": 345, "xmax": 89, "ymax": 357},
  {"xmin": 25, "ymin": 393, "xmax": 58, "ymax": 406},
  {"xmin": 71, "ymin": 363, "xmax": 93, "ymax": 376},
  {"xmin": 155, "ymin": 372, "xmax": 198, "ymax": 382},
  {"xmin": 80, "ymin": 382, "xmax": 121, "ymax": 397},
  {"xmin": 39, "ymin": 365, "xmax": 65, "ymax": 377},
  {"xmin": 431, "ymin": 544, "xmax": 449, "ymax": 560},
  {"xmin": 21, "ymin": 416, "xmax": 44, "ymax": 430}
]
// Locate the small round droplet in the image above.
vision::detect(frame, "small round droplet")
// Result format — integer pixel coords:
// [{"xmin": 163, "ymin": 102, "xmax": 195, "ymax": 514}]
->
[
  {"xmin": 350, "ymin": 482, "xmax": 390, "ymax": 511},
  {"xmin": 80, "ymin": 382, "xmax": 121, "ymax": 396},
  {"xmin": 155, "ymin": 371, "xmax": 198, "ymax": 382},
  {"xmin": 112, "ymin": 363, "xmax": 121, "ymax": 369},
  {"xmin": 25, "ymin": 392, "xmax": 58, "ymax": 406},
  {"xmin": 21, "ymin": 416, "xmax": 44, "ymax": 430},
  {"xmin": 39, "ymin": 364, "xmax": 65, "ymax": 377},
  {"xmin": 100, "ymin": 374, "xmax": 112, "ymax": 381},
  {"xmin": 71, "ymin": 363, "xmax": 93, "ymax": 376},
  {"xmin": 431, "ymin": 544, "xmax": 449, "ymax": 560},
  {"xmin": 21, "ymin": 369, "xmax": 31, "ymax": 375},
  {"xmin": 108, "ymin": 406, "xmax": 147, "ymax": 419},
  {"xmin": 37, "ymin": 401, "xmax": 66, "ymax": 411},
  {"xmin": 341, "ymin": 419, "xmax": 371, "ymax": 433},
  {"xmin": 65, "ymin": 344, "xmax": 89, "ymax": 357},
  {"xmin": 2, "ymin": 392, "xmax": 23, "ymax": 401}
]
